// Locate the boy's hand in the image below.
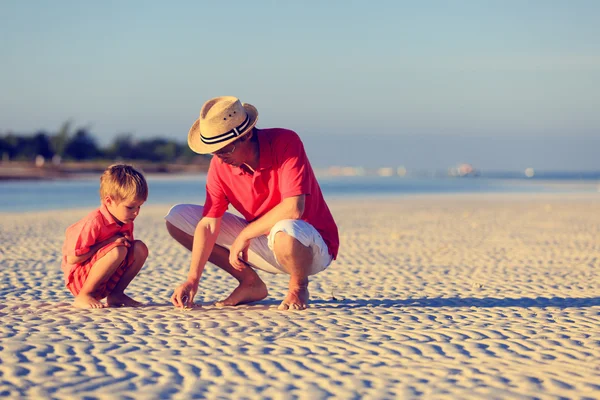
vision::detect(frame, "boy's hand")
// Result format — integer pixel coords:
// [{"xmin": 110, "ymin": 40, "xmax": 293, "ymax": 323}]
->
[
  {"xmin": 115, "ymin": 236, "xmax": 131, "ymax": 247},
  {"xmin": 171, "ymin": 280, "xmax": 198, "ymax": 309},
  {"xmin": 108, "ymin": 233, "xmax": 131, "ymax": 247}
]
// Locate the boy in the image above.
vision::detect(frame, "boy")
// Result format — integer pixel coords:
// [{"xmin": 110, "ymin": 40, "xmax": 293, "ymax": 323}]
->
[{"xmin": 61, "ymin": 164, "xmax": 149, "ymax": 309}]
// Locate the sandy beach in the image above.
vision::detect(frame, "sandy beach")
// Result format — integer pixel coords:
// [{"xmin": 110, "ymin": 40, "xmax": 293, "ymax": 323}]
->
[{"xmin": 1, "ymin": 194, "xmax": 599, "ymax": 399}]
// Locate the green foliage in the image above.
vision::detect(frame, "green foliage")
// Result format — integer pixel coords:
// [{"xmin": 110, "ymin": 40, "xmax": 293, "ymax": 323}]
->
[
  {"xmin": 51, "ymin": 120, "xmax": 71, "ymax": 157},
  {"xmin": 0, "ymin": 121, "xmax": 202, "ymax": 163},
  {"xmin": 0, "ymin": 131, "xmax": 53, "ymax": 160},
  {"xmin": 64, "ymin": 129, "xmax": 100, "ymax": 160}
]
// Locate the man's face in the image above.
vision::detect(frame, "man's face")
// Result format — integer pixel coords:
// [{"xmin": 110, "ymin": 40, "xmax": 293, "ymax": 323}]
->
[
  {"xmin": 211, "ymin": 138, "xmax": 244, "ymax": 166},
  {"xmin": 212, "ymin": 141, "xmax": 237, "ymax": 159}
]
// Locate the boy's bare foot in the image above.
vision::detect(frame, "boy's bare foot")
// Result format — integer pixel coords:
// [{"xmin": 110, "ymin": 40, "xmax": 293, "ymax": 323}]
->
[
  {"xmin": 107, "ymin": 293, "xmax": 143, "ymax": 307},
  {"xmin": 215, "ymin": 278, "xmax": 268, "ymax": 307},
  {"xmin": 73, "ymin": 294, "xmax": 105, "ymax": 309},
  {"xmin": 278, "ymin": 279, "xmax": 309, "ymax": 311}
]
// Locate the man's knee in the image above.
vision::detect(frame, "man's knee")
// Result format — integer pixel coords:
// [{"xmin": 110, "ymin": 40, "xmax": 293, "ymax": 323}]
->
[
  {"xmin": 166, "ymin": 221, "xmax": 179, "ymax": 238},
  {"xmin": 166, "ymin": 204, "xmax": 195, "ymax": 220},
  {"xmin": 132, "ymin": 240, "xmax": 149, "ymax": 260},
  {"xmin": 273, "ymin": 231, "xmax": 312, "ymax": 263},
  {"xmin": 165, "ymin": 204, "xmax": 202, "ymax": 237}
]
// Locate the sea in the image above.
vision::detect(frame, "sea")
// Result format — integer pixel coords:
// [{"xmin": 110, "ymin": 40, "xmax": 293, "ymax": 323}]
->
[{"xmin": 0, "ymin": 174, "xmax": 598, "ymax": 213}]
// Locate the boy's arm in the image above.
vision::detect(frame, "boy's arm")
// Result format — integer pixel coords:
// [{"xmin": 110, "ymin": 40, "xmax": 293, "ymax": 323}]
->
[
  {"xmin": 65, "ymin": 234, "xmax": 130, "ymax": 264},
  {"xmin": 171, "ymin": 216, "xmax": 221, "ymax": 308}
]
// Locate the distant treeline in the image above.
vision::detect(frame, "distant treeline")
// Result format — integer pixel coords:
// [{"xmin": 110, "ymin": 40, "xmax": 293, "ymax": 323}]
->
[{"xmin": 0, "ymin": 121, "xmax": 205, "ymax": 163}]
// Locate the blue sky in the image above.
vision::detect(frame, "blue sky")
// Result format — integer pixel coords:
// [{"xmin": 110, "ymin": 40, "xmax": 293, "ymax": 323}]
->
[{"xmin": 1, "ymin": 1, "xmax": 599, "ymax": 170}]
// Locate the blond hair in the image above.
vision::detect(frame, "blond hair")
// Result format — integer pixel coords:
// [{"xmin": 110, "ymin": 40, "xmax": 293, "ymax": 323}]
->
[{"xmin": 100, "ymin": 164, "xmax": 148, "ymax": 203}]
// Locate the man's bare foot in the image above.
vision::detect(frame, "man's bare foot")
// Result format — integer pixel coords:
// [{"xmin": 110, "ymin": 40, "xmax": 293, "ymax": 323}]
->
[
  {"xmin": 107, "ymin": 292, "xmax": 143, "ymax": 307},
  {"xmin": 73, "ymin": 294, "xmax": 105, "ymax": 309},
  {"xmin": 215, "ymin": 278, "xmax": 268, "ymax": 307},
  {"xmin": 278, "ymin": 279, "xmax": 309, "ymax": 311}
]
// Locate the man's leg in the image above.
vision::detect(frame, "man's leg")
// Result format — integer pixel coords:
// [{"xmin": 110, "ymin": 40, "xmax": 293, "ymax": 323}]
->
[
  {"xmin": 107, "ymin": 240, "xmax": 148, "ymax": 307},
  {"xmin": 166, "ymin": 221, "xmax": 268, "ymax": 306},
  {"xmin": 272, "ymin": 231, "xmax": 314, "ymax": 310},
  {"xmin": 73, "ymin": 246, "xmax": 128, "ymax": 309}
]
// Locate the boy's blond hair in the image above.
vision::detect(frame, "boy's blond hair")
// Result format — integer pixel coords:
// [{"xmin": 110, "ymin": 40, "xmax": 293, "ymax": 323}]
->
[{"xmin": 100, "ymin": 164, "xmax": 148, "ymax": 203}]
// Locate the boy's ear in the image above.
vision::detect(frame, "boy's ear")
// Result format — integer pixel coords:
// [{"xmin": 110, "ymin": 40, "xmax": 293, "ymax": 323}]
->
[{"xmin": 104, "ymin": 195, "xmax": 114, "ymax": 206}]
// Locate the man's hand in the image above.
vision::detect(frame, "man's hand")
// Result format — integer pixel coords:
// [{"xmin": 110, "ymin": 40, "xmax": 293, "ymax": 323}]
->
[
  {"xmin": 171, "ymin": 280, "xmax": 199, "ymax": 308},
  {"xmin": 229, "ymin": 235, "xmax": 251, "ymax": 271}
]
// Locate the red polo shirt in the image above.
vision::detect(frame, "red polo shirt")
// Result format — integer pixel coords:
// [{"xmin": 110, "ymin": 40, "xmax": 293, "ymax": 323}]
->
[
  {"xmin": 203, "ymin": 128, "xmax": 339, "ymax": 259},
  {"xmin": 61, "ymin": 204, "xmax": 134, "ymax": 283}
]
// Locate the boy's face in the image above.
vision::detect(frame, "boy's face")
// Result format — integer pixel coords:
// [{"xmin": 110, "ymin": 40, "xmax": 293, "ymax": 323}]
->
[{"xmin": 105, "ymin": 197, "xmax": 145, "ymax": 225}]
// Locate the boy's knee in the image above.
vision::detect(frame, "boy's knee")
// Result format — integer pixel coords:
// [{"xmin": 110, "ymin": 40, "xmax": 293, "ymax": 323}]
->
[
  {"xmin": 133, "ymin": 240, "xmax": 149, "ymax": 260},
  {"xmin": 106, "ymin": 245, "xmax": 129, "ymax": 263}
]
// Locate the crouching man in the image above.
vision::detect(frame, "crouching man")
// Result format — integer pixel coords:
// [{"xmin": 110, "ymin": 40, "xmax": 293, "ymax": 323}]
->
[{"xmin": 166, "ymin": 96, "xmax": 339, "ymax": 310}]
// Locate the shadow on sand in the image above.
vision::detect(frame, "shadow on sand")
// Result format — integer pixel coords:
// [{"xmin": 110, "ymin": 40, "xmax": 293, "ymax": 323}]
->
[
  {"xmin": 146, "ymin": 296, "xmax": 600, "ymax": 311},
  {"xmin": 306, "ymin": 296, "xmax": 600, "ymax": 309}
]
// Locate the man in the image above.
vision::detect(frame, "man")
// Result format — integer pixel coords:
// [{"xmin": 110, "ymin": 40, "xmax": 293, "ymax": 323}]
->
[{"xmin": 166, "ymin": 96, "xmax": 339, "ymax": 310}]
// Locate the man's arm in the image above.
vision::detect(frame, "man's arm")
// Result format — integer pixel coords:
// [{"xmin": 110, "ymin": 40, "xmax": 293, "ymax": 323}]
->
[
  {"xmin": 228, "ymin": 195, "xmax": 305, "ymax": 269},
  {"xmin": 187, "ymin": 216, "xmax": 222, "ymax": 282},
  {"xmin": 245, "ymin": 195, "xmax": 304, "ymax": 239},
  {"xmin": 171, "ymin": 216, "xmax": 222, "ymax": 308}
]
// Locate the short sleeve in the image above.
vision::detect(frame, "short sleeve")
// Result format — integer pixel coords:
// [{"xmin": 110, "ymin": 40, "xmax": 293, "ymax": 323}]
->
[
  {"xmin": 63, "ymin": 218, "xmax": 102, "ymax": 257},
  {"xmin": 278, "ymin": 133, "xmax": 311, "ymax": 198},
  {"xmin": 202, "ymin": 162, "xmax": 230, "ymax": 218}
]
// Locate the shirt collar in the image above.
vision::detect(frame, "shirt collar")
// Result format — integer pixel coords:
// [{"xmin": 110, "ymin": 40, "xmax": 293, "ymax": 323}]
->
[
  {"xmin": 100, "ymin": 203, "xmax": 120, "ymax": 226},
  {"xmin": 229, "ymin": 129, "xmax": 272, "ymax": 175},
  {"xmin": 256, "ymin": 129, "xmax": 273, "ymax": 171},
  {"xmin": 231, "ymin": 164, "xmax": 246, "ymax": 175}
]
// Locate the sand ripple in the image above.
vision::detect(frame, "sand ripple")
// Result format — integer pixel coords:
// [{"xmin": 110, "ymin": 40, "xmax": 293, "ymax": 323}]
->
[{"xmin": 1, "ymin": 194, "xmax": 599, "ymax": 399}]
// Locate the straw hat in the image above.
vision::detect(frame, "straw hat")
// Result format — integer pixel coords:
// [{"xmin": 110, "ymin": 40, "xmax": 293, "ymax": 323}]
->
[{"xmin": 187, "ymin": 96, "xmax": 259, "ymax": 154}]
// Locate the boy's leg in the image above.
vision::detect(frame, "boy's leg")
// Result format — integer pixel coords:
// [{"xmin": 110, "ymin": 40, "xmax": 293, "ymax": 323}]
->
[
  {"xmin": 73, "ymin": 246, "xmax": 129, "ymax": 309},
  {"xmin": 107, "ymin": 240, "xmax": 148, "ymax": 307}
]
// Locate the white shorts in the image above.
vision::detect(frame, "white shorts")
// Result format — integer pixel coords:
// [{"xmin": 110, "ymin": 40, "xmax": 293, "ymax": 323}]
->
[{"xmin": 164, "ymin": 204, "xmax": 333, "ymax": 275}]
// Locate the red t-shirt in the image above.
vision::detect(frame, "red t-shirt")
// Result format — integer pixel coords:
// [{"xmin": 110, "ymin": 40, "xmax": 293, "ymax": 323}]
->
[
  {"xmin": 61, "ymin": 204, "xmax": 134, "ymax": 283},
  {"xmin": 203, "ymin": 128, "xmax": 339, "ymax": 259}
]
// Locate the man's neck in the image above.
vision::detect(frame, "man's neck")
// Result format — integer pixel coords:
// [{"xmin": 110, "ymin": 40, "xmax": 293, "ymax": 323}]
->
[{"xmin": 244, "ymin": 135, "xmax": 260, "ymax": 171}]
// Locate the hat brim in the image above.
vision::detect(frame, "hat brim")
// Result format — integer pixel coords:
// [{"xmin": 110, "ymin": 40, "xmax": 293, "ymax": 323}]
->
[{"xmin": 187, "ymin": 103, "xmax": 258, "ymax": 154}]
